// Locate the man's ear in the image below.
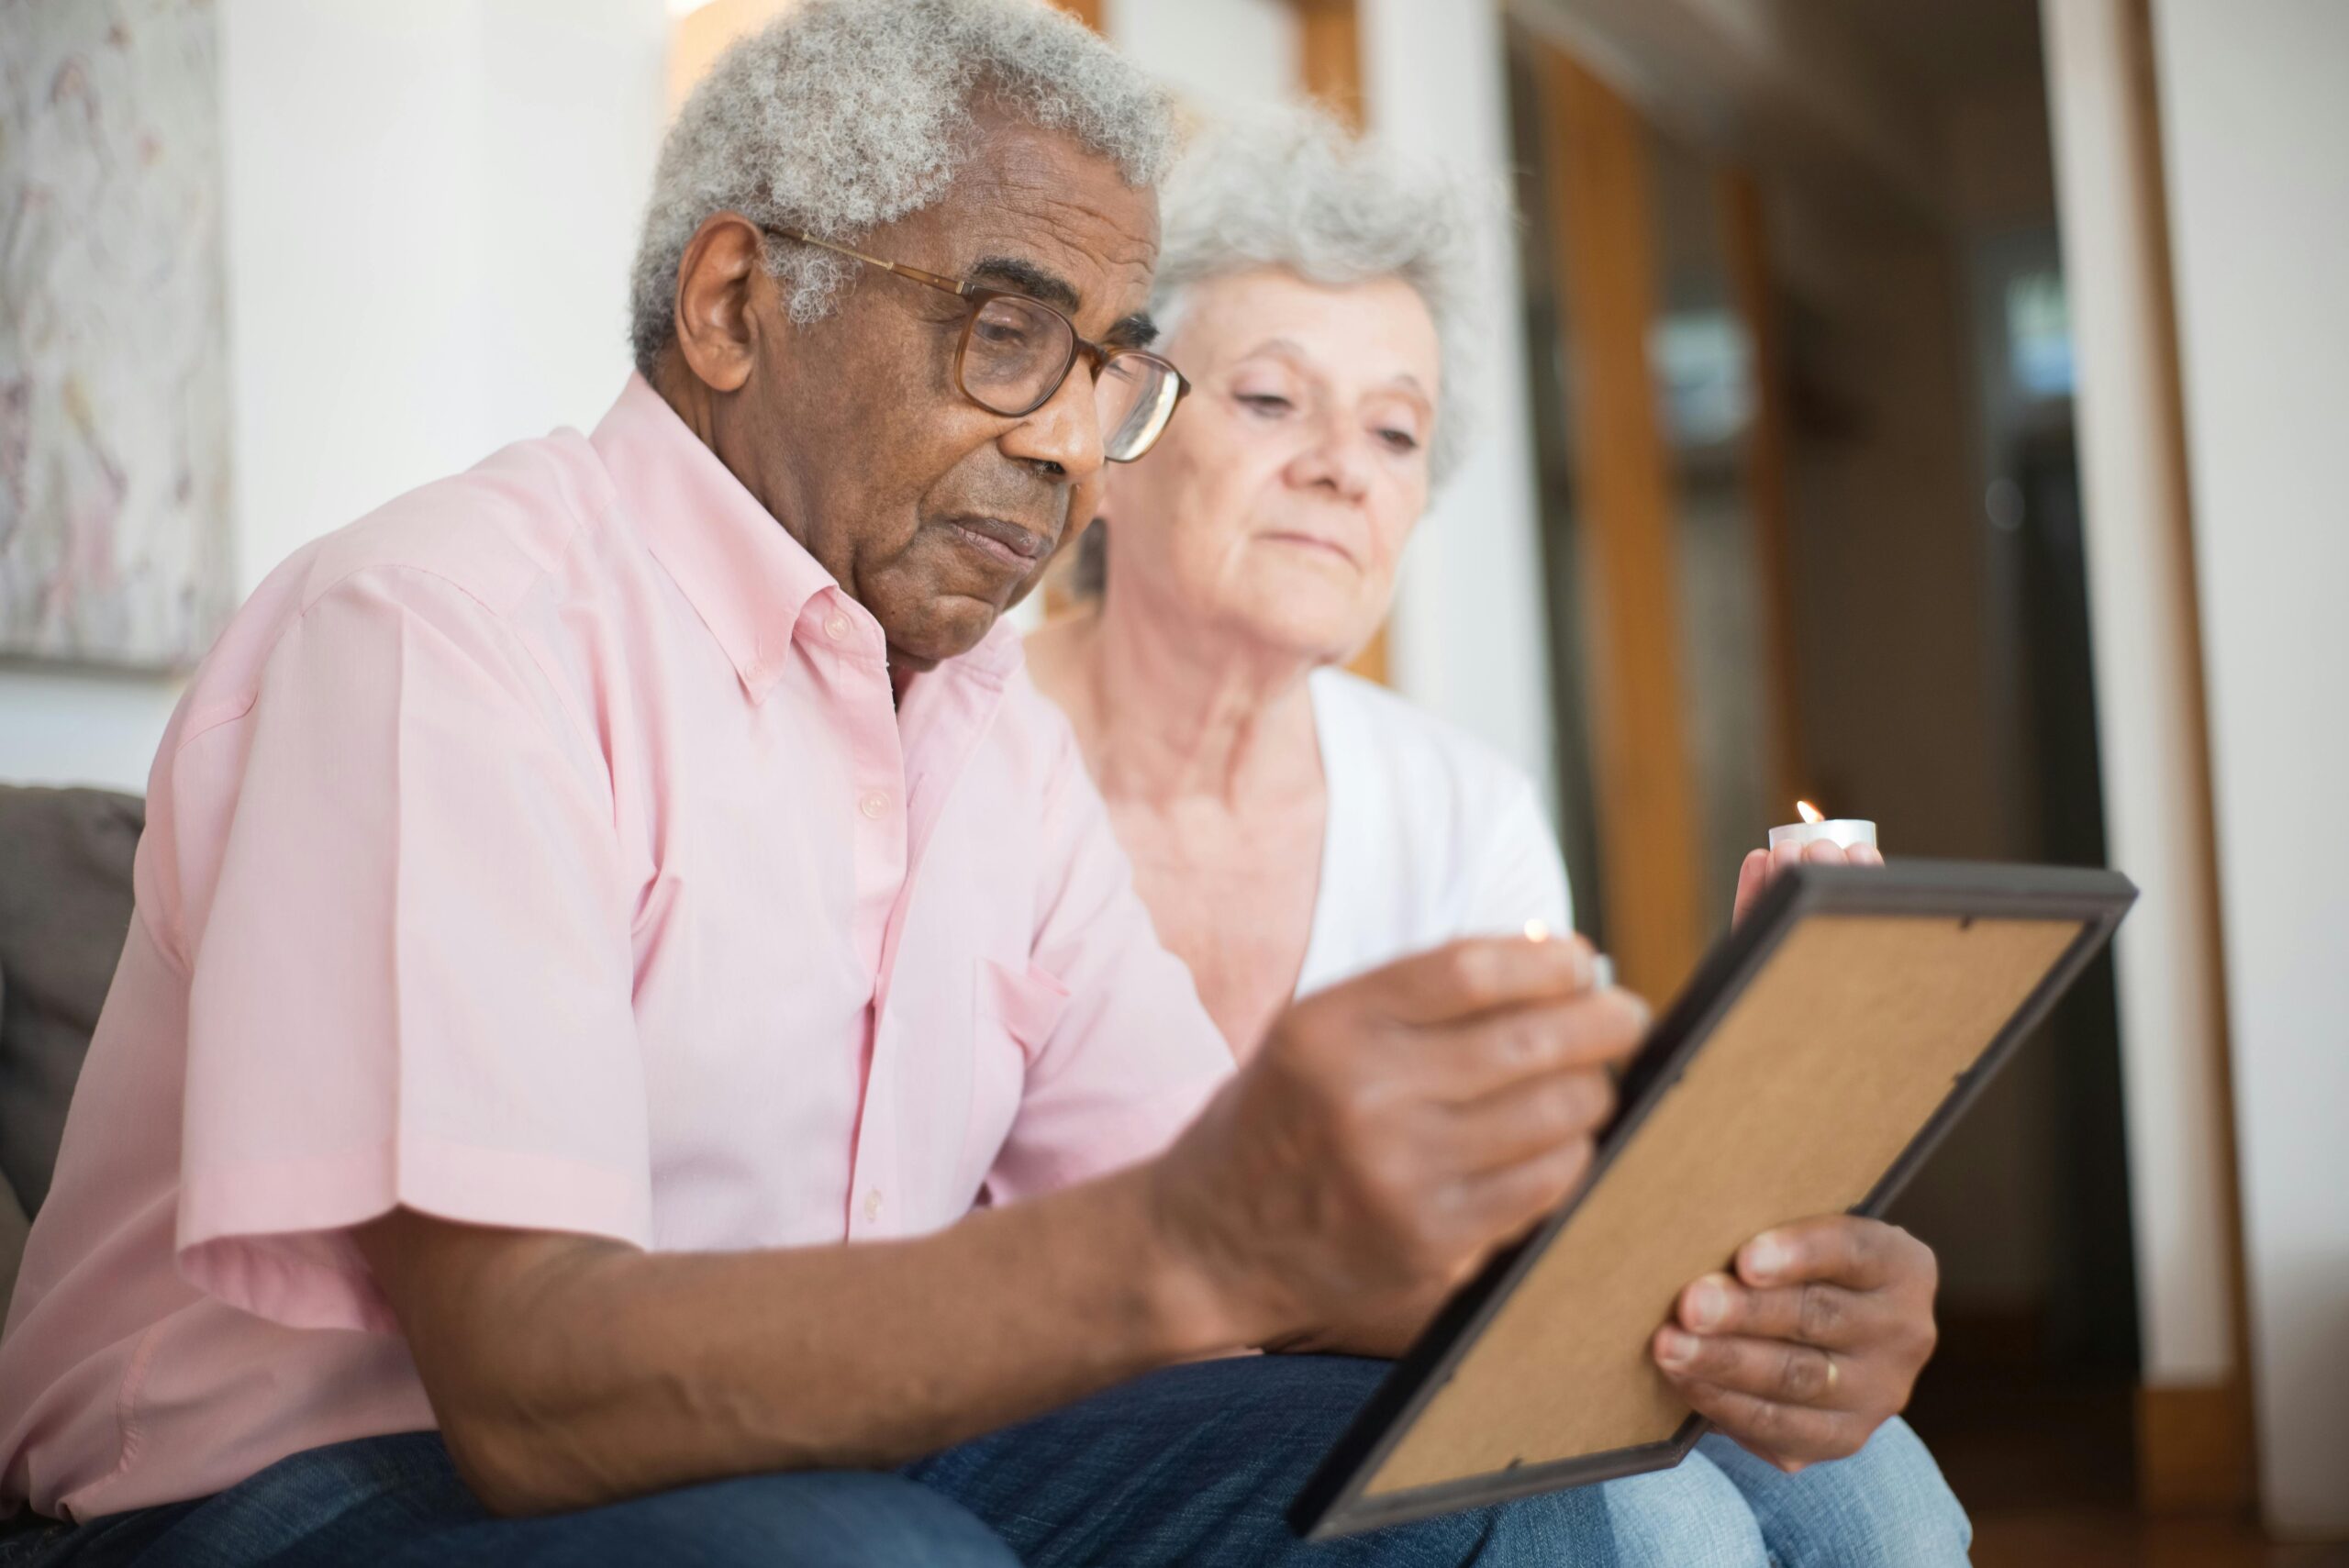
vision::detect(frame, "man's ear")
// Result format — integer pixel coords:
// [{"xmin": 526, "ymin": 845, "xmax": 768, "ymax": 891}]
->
[{"xmin": 672, "ymin": 213, "xmax": 770, "ymax": 395}]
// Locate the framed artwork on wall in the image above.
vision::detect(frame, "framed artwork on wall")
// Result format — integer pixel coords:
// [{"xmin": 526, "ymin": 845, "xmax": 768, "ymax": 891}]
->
[{"xmin": 1, "ymin": 0, "xmax": 234, "ymax": 671}]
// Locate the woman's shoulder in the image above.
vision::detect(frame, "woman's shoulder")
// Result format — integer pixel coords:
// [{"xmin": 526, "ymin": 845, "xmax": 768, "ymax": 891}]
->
[
  {"xmin": 1299, "ymin": 667, "xmax": 1571, "ymax": 994},
  {"xmin": 1306, "ymin": 665, "xmax": 1562, "ymax": 900},
  {"xmin": 1307, "ymin": 665, "xmax": 1542, "ymax": 814}
]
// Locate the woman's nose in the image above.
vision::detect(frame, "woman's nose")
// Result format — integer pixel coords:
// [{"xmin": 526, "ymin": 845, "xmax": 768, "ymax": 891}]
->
[{"xmin": 1294, "ymin": 417, "xmax": 1374, "ymax": 501}]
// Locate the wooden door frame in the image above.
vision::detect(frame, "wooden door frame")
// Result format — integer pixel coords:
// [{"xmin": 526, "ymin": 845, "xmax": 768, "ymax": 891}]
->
[{"xmin": 1531, "ymin": 43, "xmax": 1707, "ymax": 999}]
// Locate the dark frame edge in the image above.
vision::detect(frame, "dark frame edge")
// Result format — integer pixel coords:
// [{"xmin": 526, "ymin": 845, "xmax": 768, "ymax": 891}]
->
[
  {"xmin": 1289, "ymin": 859, "xmax": 2138, "ymax": 1540},
  {"xmin": 1301, "ymin": 1418, "xmax": 1706, "ymax": 1540},
  {"xmin": 1288, "ymin": 866, "xmax": 1822, "ymax": 1539}
]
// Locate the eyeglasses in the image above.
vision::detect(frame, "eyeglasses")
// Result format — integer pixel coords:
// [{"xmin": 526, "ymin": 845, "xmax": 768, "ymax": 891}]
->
[{"xmin": 769, "ymin": 229, "xmax": 1188, "ymax": 463}]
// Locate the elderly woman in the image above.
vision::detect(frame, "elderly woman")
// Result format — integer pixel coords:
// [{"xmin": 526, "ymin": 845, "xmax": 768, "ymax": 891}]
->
[{"xmin": 1028, "ymin": 114, "xmax": 1968, "ymax": 1567}]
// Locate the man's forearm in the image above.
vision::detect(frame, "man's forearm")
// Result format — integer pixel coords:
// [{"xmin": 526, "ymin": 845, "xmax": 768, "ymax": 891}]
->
[{"xmin": 360, "ymin": 1163, "xmax": 1235, "ymax": 1514}]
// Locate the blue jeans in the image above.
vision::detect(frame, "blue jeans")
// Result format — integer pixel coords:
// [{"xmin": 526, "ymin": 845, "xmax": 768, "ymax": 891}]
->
[
  {"xmin": 0, "ymin": 1355, "xmax": 1968, "ymax": 1566},
  {"xmin": 1610, "ymin": 1424, "xmax": 1972, "ymax": 1566}
]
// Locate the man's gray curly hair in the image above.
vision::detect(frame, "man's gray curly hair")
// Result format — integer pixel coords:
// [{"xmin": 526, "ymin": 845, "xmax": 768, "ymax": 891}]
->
[
  {"xmin": 628, "ymin": 0, "xmax": 1179, "ymax": 376},
  {"xmin": 1151, "ymin": 106, "xmax": 1489, "ymax": 486}
]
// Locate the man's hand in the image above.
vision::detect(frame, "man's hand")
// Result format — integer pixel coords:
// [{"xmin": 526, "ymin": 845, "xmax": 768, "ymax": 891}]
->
[
  {"xmin": 1732, "ymin": 836, "xmax": 1885, "ymax": 928},
  {"xmin": 1653, "ymin": 1215, "xmax": 1940, "ymax": 1472},
  {"xmin": 1149, "ymin": 933, "xmax": 1650, "ymax": 1351}
]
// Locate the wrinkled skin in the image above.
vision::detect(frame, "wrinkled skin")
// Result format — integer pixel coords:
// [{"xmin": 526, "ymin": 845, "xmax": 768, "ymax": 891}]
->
[
  {"xmin": 654, "ymin": 104, "xmax": 1161, "ymax": 673},
  {"xmin": 1095, "ymin": 266, "xmax": 1438, "ymax": 671}
]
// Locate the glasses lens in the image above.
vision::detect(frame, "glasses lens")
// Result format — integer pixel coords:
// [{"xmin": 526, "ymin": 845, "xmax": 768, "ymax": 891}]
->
[
  {"xmin": 960, "ymin": 295, "xmax": 1071, "ymax": 416},
  {"xmin": 1098, "ymin": 354, "xmax": 1182, "ymax": 462}
]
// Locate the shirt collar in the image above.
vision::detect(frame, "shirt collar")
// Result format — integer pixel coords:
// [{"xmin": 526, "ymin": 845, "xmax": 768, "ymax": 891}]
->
[
  {"xmin": 591, "ymin": 373, "xmax": 839, "ymax": 699},
  {"xmin": 589, "ymin": 373, "xmax": 1030, "ymax": 698}
]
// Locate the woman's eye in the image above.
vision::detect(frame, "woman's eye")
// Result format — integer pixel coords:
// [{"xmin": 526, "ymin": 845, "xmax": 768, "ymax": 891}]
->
[
  {"xmin": 1378, "ymin": 428, "xmax": 1422, "ymax": 453},
  {"xmin": 1236, "ymin": 393, "xmax": 1292, "ymax": 415}
]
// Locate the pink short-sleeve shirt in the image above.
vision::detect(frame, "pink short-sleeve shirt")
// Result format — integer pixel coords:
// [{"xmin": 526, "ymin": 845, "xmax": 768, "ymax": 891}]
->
[{"xmin": 0, "ymin": 376, "xmax": 1233, "ymax": 1521}]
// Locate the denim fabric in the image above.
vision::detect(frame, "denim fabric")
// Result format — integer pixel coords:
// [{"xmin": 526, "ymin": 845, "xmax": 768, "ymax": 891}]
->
[
  {"xmin": 1598, "ymin": 1442, "xmax": 1774, "ymax": 1567},
  {"xmin": 1692, "ymin": 1418, "xmax": 1973, "ymax": 1566},
  {"xmin": 0, "ymin": 1436, "xmax": 1018, "ymax": 1568},
  {"xmin": 1598, "ymin": 1418, "xmax": 1972, "ymax": 1568},
  {"xmin": 903, "ymin": 1354, "xmax": 1617, "ymax": 1567},
  {"xmin": 0, "ymin": 1356, "xmax": 1966, "ymax": 1567}
]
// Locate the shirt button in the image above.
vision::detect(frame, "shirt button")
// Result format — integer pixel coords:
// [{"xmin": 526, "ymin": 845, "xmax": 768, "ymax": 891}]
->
[
  {"xmin": 863, "ymin": 1189, "xmax": 884, "ymax": 1223},
  {"xmin": 860, "ymin": 792, "xmax": 889, "ymax": 819},
  {"xmin": 824, "ymin": 612, "xmax": 852, "ymax": 641}
]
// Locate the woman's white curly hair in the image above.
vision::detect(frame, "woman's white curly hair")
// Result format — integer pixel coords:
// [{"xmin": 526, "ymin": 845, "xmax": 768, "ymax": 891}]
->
[
  {"xmin": 628, "ymin": 0, "xmax": 1179, "ymax": 375},
  {"xmin": 1151, "ymin": 106, "xmax": 1491, "ymax": 485}
]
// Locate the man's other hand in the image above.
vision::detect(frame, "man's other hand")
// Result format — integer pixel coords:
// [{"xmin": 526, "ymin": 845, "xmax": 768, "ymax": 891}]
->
[{"xmin": 1147, "ymin": 932, "xmax": 1649, "ymax": 1351}]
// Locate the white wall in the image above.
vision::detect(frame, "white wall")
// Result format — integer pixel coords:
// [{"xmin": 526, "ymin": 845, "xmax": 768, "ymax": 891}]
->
[
  {"xmin": 2041, "ymin": 0, "xmax": 2236, "ymax": 1393},
  {"xmin": 2151, "ymin": 0, "xmax": 2349, "ymax": 1537},
  {"xmin": 1358, "ymin": 0, "xmax": 1559, "ymax": 810},
  {"xmin": 0, "ymin": 0, "xmax": 666, "ymax": 794},
  {"xmin": 0, "ymin": 675, "xmax": 185, "ymax": 795},
  {"xmin": 1108, "ymin": 0, "xmax": 1297, "ymax": 118}
]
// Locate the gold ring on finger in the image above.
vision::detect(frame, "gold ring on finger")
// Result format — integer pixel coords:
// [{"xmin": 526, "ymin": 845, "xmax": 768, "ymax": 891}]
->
[{"xmin": 1821, "ymin": 1351, "xmax": 1841, "ymax": 1397}]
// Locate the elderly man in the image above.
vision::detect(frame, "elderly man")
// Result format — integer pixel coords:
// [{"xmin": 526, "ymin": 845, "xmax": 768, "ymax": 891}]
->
[{"xmin": 0, "ymin": 4, "xmax": 1648, "ymax": 1564}]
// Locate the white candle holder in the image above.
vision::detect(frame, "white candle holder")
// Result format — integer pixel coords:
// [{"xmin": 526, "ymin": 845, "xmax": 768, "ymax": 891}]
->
[{"xmin": 1768, "ymin": 803, "xmax": 1878, "ymax": 853}]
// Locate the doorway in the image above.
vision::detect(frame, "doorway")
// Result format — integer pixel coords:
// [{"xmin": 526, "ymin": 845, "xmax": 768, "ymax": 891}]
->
[{"xmin": 1502, "ymin": 8, "xmax": 2143, "ymax": 1537}]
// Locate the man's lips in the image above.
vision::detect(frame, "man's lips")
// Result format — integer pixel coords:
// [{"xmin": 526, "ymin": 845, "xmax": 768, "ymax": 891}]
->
[{"xmin": 942, "ymin": 514, "xmax": 1052, "ymax": 570}]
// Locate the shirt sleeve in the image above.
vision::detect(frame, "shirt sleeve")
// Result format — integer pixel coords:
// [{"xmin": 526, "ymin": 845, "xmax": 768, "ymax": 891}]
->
[
  {"xmin": 169, "ymin": 567, "xmax": 650, "ymax": 1333},
  {"xmin": 1460, "ymin": 773, "xmax": 1575, "ymax": 940},
  {"xmin": 981, "ymin": 718, "xmax": 1233, "ymax": 1206}
]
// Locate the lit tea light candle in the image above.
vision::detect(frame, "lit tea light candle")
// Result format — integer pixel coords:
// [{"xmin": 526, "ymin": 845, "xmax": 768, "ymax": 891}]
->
[{"xmin": 1768, "ymin": 798, "xmax": 1878, "ymax": 853}]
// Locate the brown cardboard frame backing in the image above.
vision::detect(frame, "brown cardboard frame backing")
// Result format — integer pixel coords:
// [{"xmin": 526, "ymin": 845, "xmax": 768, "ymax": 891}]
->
[{"xmin": 1291, "ymin": 860, "xmax": 2137, "ymax": 1540}]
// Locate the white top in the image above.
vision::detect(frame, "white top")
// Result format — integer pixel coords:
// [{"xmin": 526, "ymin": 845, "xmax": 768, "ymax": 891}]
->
[{"xmin": 1296, "ymin": 668, "xmax": 1575, "ymax": 998}]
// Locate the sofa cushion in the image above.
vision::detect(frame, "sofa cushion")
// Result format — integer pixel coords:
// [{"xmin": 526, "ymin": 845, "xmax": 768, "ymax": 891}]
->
[
  {"xmin": 0, "ymin": 786, "xmax": 143, "ymax": 1220},
  {"xmin": 0, "ymin": 1159, "xmax": 26, "ymax": 1321}
]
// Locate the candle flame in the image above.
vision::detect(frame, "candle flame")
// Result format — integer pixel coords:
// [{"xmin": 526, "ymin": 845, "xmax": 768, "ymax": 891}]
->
[
  {"xmin": 1524, "ymin": 919, "xmax": 1550, "ymax": 943},
  {"xmin": 1796, "ymin": 799, "xmax": 1825, "ymax": 824}
]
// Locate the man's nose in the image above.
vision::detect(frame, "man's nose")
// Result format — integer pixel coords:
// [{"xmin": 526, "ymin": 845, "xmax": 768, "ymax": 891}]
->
[{"xmin": 1001, "ymin": 362, "xmax": 1108, "ymax": 483}]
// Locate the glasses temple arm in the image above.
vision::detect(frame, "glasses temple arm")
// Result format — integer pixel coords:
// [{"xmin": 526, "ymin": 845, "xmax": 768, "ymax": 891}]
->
[{"xmin": 774, "ymin": 228, "xmax": 968, "ymax": 297}]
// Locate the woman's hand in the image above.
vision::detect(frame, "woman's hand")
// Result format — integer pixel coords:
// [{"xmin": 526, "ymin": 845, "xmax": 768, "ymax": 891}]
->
[
  {"xmin": 1706, "ymin": 836, "xmax": 1922, "ymax": 1470},
  {"xmin": 1731, "ymin": 837, "xmax": 1884, "ymax": 928},
  {"xmin": 1652, "ymin": 1215, "xmax": 1941, "ymax": 1473}
]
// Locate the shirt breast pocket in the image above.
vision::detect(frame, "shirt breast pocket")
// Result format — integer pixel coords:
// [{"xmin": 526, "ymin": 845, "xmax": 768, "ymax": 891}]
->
[{"xmin": 964, "ymin": 957, "xmax": 1073, "ymax": 1195}]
